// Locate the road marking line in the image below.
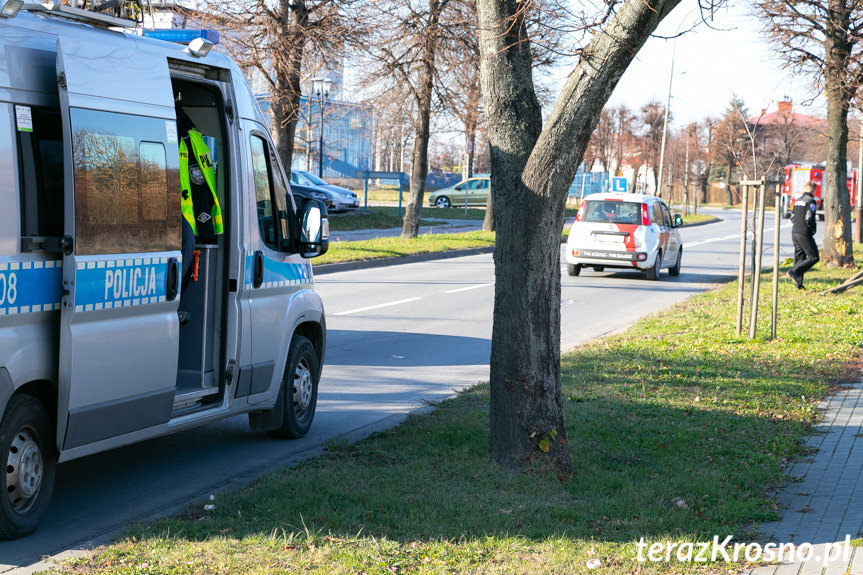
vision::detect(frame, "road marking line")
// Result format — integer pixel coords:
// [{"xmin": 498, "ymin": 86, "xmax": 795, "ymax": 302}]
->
[
  {"xmin": 444, "ymin": 283, "xmax": 494, "ymax": 294},
  {"xmin": 333, "ymin": 297, "xmax": 422, "ymax": 316},
  {"xmin": 684, "ymin": 224, "xmax": 792, "ymax": 249}
]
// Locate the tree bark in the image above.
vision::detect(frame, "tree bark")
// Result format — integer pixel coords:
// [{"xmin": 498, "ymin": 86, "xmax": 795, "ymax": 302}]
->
[
  {"xmin": 401, "ymin": 92, "xmax": 432, "ymax": 238},
  {"xmin": 477, "ymin": 0, "xmax": 681, "ymax": 470},
  {"xmin": 482, "ymin": 192, "xmax": 494, "ymax": 231},
  {"xmin": 271, "ymin": 73, "xmax": 301, "ymax": 172},
  {"xmin": 401, "ymin": 0, "xmax": 441, "ymax": 239},
  {"xmin": 822, "ymin": 0, "xmax": 854, "ymax": 267}
]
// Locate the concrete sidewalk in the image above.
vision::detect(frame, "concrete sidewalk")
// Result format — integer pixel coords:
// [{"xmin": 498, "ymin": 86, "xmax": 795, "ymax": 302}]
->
[{"xmin": 744, "ymin": 380, "xmax": 863, "ymax": 574}]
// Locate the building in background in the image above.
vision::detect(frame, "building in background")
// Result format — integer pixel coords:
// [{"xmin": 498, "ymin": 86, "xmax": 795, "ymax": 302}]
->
[{"xmin": 257, "ymin": 94, "xmax": 374, "ymax": 181}]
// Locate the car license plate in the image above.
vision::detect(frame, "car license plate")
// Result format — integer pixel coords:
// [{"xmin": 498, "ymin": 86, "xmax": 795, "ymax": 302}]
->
[{"xmin": 593, "ymin": 233, "xmax": 625, "ymax": 243}]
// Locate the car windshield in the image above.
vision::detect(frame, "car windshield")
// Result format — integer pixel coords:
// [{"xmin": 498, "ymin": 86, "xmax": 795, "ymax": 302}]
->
[
  {"xmin": 299, "ymin": 171, "xmax": 328, "ymax": 186},
  {"xmin": 582, "ymin": 200, "xmax": 640, "ymax": 225}
]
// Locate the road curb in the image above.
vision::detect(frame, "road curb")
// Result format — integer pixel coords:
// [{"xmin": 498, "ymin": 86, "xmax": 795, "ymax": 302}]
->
[{"xmin": 313, "ymin": 246, "xmax": 496, "ymax": 275}]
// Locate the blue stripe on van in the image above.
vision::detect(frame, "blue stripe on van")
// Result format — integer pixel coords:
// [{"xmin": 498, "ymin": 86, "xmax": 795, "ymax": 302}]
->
[
  {"xmin": 74, "ymin": 257, "xmax": 169, "ymax": 312},
  {"xmin": 0, "ymin": 260, "xmax": 63, "ymax": 315},
  {"xmin": 244, "ymin": 253, "xmax": 312, "ymax": 288}
]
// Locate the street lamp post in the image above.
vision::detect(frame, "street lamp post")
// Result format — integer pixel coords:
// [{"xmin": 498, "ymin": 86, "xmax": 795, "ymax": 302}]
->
[{"xmin": 312, "ymin": 77, "xmax": 332, "ymax": 178}]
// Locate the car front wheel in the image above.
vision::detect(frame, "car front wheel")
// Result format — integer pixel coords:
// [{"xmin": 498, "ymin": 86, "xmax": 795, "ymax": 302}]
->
[{"xmin": 434, "ymin": 196, "xmax": 451, "ymax": 208}]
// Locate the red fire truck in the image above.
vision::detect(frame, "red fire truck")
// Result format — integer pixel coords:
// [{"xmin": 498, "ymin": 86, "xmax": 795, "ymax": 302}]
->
[{"xmin": 781, "ymin": 163, "xmax": 857, "ymax": 220}]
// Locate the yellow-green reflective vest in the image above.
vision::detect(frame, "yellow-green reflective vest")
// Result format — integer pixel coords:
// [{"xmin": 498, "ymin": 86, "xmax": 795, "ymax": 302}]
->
[{"xmin": 179, "ymin": 130, "xmax": 223, "ymax": 236}]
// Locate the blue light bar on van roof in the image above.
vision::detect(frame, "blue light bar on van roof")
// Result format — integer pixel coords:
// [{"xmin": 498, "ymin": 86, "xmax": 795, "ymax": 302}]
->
[{"xmin": 143, "ymin": 29, "xmax": 220, "ymax": 45}]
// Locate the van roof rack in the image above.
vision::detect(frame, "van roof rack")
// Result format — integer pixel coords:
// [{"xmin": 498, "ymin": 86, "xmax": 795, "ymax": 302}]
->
[{"xmin": 22, "ymin": 2, "xmax": 136, "ymax": 29}]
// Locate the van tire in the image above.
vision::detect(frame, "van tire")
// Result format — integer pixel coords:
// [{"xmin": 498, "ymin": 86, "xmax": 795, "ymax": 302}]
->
[
  {"xmin": 645, "ymin": 252, "xmax": 661, "ymax": 281},
  {"xmin": 0, "ymin": 395, "xmax": 55, "ymax": 540},
  {"xmin": 267, "ymin": 336, "xmax": 319, "ymax": 439},
  {"xmin": 566, "ymin": 264, "xmax": 581, "ymax": 277}
]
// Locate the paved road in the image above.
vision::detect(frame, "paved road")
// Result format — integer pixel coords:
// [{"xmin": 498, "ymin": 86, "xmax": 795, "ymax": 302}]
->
[{"xmin": 1, "ymin": 207, "xmax": 793, "ymax": 573}]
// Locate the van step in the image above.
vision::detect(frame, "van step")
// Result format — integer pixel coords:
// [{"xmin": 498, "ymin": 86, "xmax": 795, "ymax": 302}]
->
[{"xmin": 172, "ymin": 387, "xmax": 219, "ymax": 411}]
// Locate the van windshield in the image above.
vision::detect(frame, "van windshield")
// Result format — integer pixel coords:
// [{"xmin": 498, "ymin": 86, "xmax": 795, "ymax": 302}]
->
[{"xmin": 582, "ymin": 200, "xmax": 641, "ymax": 225}]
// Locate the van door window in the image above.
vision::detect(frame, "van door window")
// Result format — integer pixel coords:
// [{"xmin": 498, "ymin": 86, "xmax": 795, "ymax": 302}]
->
[
  {"xmin": 70, "ymin": 108, "xmax": 180, "ymax": 255},
  {"xmin": 250, "ymin": 134, "xmax": 289, "ymax": 250},
  {"xmin": 17, "ymin": 107, "xmax": 64, "ymax": 241}
]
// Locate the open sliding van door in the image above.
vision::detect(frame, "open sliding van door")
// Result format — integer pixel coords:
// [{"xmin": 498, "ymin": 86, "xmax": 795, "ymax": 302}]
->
[{"xmin": 55, "ymin": 34, "xmax": 183, "ymax": 455}]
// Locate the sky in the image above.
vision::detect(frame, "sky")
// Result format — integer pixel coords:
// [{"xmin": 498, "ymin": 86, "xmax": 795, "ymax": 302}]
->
[{"xmin": 602, "ymin": 2, "xmax": 826, "ymax": 128}]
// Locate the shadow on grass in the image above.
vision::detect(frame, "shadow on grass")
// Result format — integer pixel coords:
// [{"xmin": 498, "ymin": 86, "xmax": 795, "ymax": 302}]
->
[{"xmin": 138, "ymin": 345, "xmax": 821, "ymax": 548}]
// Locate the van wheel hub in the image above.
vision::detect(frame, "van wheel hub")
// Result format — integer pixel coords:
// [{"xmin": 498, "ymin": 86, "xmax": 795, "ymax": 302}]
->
[
  {"xmin": 7, "ymin": 430, "xmax": 43, "ymax": 507},
  {"xmin": 293, "ymin": 360, "xmax": 313, "ymax": 412}
]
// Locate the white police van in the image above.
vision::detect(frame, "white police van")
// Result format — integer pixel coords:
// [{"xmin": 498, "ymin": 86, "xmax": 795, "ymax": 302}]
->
[{"xmin": 0, "ymin": 2, "xmax": 329, "ymax": 538}]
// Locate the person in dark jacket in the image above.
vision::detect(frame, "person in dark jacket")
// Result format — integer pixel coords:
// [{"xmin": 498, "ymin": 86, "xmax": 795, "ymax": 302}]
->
[{"xmin": 787, "ymin": 181, "xmax": 819, "ymax": 290}]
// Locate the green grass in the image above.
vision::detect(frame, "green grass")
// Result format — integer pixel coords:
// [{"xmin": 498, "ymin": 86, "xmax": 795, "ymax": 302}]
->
[
  {"xmin": 679, "ymin": 213, "xmax": 717, "ymax": 226},
  {"xmin": 44, "ymin": 249, "xmax": 863, "ymax": 575},
  {"xmin": 314, "ymin": 230, "xmax": 496, "ymax": 265},
  {"xmin": 329, "ymin": 207, "xmax": 487, "ymax": 232}
]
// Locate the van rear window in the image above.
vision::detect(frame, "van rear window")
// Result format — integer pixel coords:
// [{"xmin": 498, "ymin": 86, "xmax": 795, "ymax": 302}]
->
[{"xmin": 581, "ymin": 200, "xmax": 641, "ymax": 225}]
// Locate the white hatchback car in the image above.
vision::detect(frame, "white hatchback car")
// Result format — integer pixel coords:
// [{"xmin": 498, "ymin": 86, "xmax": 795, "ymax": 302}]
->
[{"xmin": 565, "ymin": 192, "xmax": 683, "ymax": 280}]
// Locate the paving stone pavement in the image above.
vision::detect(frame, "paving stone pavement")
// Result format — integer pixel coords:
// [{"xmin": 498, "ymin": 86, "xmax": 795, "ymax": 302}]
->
[{"xmin": 742, "ymin": 381, "xmax": 863, "ymax": 575}]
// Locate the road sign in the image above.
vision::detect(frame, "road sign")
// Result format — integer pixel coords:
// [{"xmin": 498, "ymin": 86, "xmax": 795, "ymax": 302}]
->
[{"xmin": 612, "ymin": 177, "xmax": 628, "ymax": 193}]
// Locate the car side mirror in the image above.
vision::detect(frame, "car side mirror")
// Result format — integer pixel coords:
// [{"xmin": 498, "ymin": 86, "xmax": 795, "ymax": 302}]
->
[
  {"xmin": 673, "ymin": 214, "xmax": 683, "ymax": 227},
  {"xmin": 299, "ymin": 199, "xmax": 329, "ymax": 258}
]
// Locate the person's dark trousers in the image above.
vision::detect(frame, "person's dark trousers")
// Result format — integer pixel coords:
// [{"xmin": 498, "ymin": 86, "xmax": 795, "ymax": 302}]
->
[{"xmin": 791, "ymin": 232, "xmax": 820, "ymax": 279}]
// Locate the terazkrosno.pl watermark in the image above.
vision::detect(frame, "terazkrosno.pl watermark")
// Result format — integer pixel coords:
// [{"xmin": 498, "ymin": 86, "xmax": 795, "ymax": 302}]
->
[{"xmin": 636, "ymin": 535, "xmax": 853, "ymax": 566}]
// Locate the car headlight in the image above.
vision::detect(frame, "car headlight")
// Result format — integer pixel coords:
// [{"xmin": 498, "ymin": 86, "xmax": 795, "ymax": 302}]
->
[{"xmin": 312, "ymin": 192, "xmax": 326, "ymax": 199}]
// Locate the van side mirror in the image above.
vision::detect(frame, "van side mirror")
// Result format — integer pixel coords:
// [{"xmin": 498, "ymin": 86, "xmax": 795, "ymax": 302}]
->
[
  {"xmin": 299, "ymin": 199, "xmax": 329, "ymax": 258},
  {"xmin": 673, "ymin": 214, "xmax": 683, "ymax": 227}
]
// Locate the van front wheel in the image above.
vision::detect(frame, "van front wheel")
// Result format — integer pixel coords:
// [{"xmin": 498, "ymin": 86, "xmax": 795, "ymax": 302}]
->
[
  {"xmin": 267, "ymin": 336, "xmax": 319, "ymax": 439},
  {"xmin": 0, "ymin": 395, "xmax": 55, "ymax": 540}
]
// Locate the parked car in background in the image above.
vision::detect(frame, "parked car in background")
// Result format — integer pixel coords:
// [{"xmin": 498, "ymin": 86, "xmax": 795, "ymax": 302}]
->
[
  {"xmin": 290, "ymin": 170, "xmax": 359, "ymax": 212},
  {"xmin": 289, "ymin": 183, "xmax": 331, "ymax": 213},
  {"xmin": 427, "ymin": 177, "xmax": 491, "ymax": 208},
  {"xmin": 565, "ymin": 192, "xmax": 683, "ymax": 280}
]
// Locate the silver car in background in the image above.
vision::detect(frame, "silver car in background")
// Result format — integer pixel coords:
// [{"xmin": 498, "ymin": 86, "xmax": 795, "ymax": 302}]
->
[{"xmin": 290, "ymin": 170, "xmax": 360, "ymax": 212}]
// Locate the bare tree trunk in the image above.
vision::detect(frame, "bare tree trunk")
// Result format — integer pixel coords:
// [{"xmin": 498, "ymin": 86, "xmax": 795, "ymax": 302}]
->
[
  {"xmin": 271, "ymin": 75, "xmax": 301, "ymax": 172},
  {"xmin": 478, "ymin": 0, "xmax": 681, "ymax": 470},
  {"xmin": 726, "ymin": 161, "xmax": 734, "ymax": 204},
  {"xmin": 401, "ymin": 41, "xmax": 436, "ymax": 238},
  {"xmin": 822, "ymin": 0, "xmax": 854, "ymax": 267},
  {"xmin": 482, "ymin": 192, "xmax": 494, "ymax": 231}
]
